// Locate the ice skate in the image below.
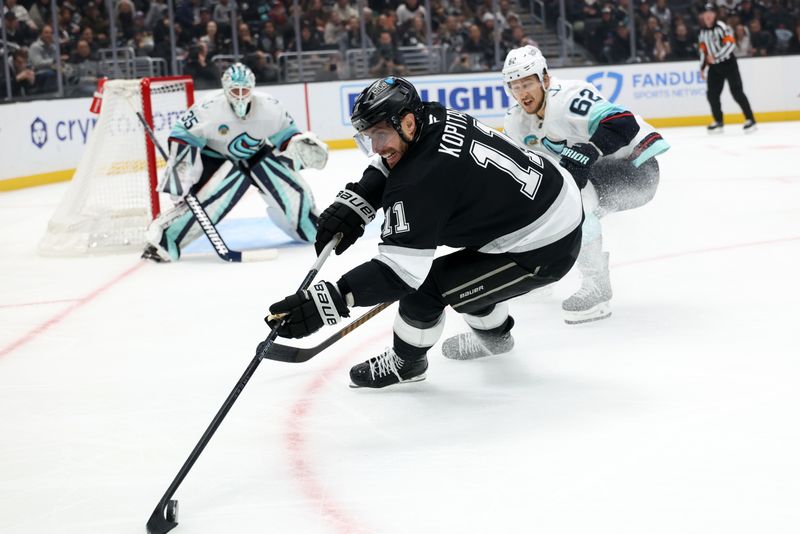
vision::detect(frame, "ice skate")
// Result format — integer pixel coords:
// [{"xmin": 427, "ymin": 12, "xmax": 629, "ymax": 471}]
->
[
  {"xmin": 706, "ymin": 121, "xmax": 724, "ymax": 133},
  {"xmin": 349, "ymin": 348, "xmax": 428, "ymax": 389},
  {"xmin": 743, "ymin": 119, "xmax": 757, "ymax": 133},
  {"xmin": 441, "ymin": 317, "xmax": 515, "ymax": 360},
  {"xmin": 562, "ymin": 252, "xmax": 612, "ymax": 324},
  {"xmin": 141, "ymin": 243, "xmax": 171, "ymax": 263}
]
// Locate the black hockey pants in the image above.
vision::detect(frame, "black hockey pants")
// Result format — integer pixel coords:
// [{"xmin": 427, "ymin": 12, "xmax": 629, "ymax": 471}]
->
[
  {"xmin": 394, "ymin": 227, "xmax": 582, "ymax": 358},
  {"xmin": 706, "ymin": 57, "xmax": 754, "ymax": 124}
]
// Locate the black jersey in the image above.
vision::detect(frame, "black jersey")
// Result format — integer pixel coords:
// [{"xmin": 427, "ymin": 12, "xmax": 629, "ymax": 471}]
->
[{"xmin": 339, "ymin": 102, "xmax": 583, "ymax": 306}]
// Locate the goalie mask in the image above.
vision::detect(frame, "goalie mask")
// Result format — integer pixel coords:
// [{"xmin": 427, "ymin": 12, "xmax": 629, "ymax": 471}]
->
[
  {"xmin": 351, "ymin": 76, "xmax": 424, "ymax": 156},
  {"xmin": 222, "ymin": 63, "xmax": 256, "ymax": 119}
]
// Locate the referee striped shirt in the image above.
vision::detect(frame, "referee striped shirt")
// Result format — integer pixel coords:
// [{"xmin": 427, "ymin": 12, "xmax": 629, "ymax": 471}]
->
[{"xmin": 698, "ymin": 20, "xmax": 736, "ymax": 67}]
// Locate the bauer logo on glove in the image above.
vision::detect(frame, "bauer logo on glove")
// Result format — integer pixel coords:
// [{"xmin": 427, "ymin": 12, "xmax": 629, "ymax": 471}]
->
[{"xmin": 266, "ymin": 280, "xmax": 350, "ymax": 338}]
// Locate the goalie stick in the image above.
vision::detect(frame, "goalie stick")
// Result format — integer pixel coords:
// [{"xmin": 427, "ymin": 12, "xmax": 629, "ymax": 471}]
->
[
  {"xmin": 263, "ymin": 301, "xmax": 393, "ymax": 363},
  {"xmin": 131, "ymin": 107, "xmax": 275, "ymax": 263},
  {"xmin": 146, "ymin": 234, "xmax": 341, "ymax": 534}
]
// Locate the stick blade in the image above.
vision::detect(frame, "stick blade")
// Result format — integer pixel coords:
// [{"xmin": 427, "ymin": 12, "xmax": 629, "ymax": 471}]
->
[
  {"xmin": 146, "ymin": 502, "xmax": 178, "ymax": 534},
  {"xmin": 262, "ymin": 342, "xmax": 304, "ymax": 363}
]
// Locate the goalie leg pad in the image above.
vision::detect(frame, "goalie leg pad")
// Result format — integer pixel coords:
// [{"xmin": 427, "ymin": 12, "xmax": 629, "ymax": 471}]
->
[
  {"xmin": 250, "ymin": 156, "xmax": 319, "ymax": 242},
  {"xmin": 155, "ymin": 163, "xmax": 250, "ymax": 259}
]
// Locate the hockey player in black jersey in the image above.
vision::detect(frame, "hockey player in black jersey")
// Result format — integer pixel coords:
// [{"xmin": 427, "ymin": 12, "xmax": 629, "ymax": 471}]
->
[{"xmin": 267, "ymin": 77, "xmax": 584, "ymax": 388}]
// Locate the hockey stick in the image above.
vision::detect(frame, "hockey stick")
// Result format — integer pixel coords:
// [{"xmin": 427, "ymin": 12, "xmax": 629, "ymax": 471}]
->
[
  {"xmin": 263, "ymin": 301, "xmax": 393, "ymax": 363},
  {"xmin": 131, "ymin": 107, "xmax": 275, "ymax": 263},
  {"xmin": 145, "ymin": 234, "xmax": 341, "ymax": 534}
]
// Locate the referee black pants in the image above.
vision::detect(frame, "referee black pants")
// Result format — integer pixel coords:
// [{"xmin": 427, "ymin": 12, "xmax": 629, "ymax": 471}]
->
[{"xmin": 707, "ymin": 57, "xmax": 754, "ymax": 124}]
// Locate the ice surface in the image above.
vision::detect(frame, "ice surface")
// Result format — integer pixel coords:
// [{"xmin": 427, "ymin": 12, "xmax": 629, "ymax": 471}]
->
[{"xmin": 1, "ymin": 123, "xmax": 799, "ymax": 534}]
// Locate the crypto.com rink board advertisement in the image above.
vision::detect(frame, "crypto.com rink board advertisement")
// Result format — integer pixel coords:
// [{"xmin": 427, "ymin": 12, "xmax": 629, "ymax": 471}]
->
[{"xmin": 1, "ymin": 55, "xmax": 799, "ymax": 188}]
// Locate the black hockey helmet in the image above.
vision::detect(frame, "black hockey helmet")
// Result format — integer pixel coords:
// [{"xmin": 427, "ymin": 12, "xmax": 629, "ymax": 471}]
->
[
  {"xmin": 702, "ymin": 2, "xmax": 717, "ymax": 12},
  {"xmin": 350, "ymin": 77, "xmax": 424, "ymax": 139}
]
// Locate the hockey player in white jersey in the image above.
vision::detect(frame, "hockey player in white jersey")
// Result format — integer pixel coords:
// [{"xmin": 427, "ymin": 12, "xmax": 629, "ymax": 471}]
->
[
  {"xmin": 142, "ymin": 63, "xmax": 328, "ymax": 262},
  {"xmin": 502, "ymin": 46, "xmax": 670, "ymax": 324}
]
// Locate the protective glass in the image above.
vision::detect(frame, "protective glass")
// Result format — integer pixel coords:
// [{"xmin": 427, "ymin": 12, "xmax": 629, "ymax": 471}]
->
[{"xmin": 353, "ymin": 122, "xmax": 397, "ymax": 157}]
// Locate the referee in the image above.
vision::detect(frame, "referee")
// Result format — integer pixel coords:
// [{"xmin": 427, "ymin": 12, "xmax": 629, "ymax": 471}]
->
[{"xmin": 698, "ymin": 3, "xmax": 756, "ymax": 133}]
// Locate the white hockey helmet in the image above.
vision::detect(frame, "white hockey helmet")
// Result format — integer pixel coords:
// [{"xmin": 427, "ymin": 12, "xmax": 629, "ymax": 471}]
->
[
  {"xmin": 502, "ymin": 45, "xmax": 548, "ymax": 86},
  {"xmin": 222, "ymin": 63, "xmax": 256, "ymax": 119}
]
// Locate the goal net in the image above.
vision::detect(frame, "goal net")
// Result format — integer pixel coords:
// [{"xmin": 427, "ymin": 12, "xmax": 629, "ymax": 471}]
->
[{"xmin": 39, "ymin": 76, "xmax": 194, "ymax": 256}]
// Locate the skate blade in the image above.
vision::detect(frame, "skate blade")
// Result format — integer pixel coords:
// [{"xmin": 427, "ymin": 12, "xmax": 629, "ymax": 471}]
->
[
  {"xmin": 744, "ymin": 125, "xmax": 758, "ymax": 134},
  {"xmin": 349, "ymin": 373, "xmax": 427, "ymax": 389},
  {"xmin": 707, "ymin": 128, "xmax": 724, "ymax": 134},
  {"xmin": 563, "ymin": 302, "xmax": 612, "ymax": 325}
]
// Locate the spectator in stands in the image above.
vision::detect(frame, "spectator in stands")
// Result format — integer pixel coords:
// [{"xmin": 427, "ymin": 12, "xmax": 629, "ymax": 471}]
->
[
  {"xmin": 446, "ymin": 0, "xmax": 475, "ymax": 22},
  {"xmin": 259, "ymin": 19, "xmax": 285, "ymax": 58},
  {"xmin": 634, "ymin": 0, "xmax": 652, "ymax": 32},
  {"xmin": 733, "ymin": 22, "xmax": 753, "ymax": 56},
  {"xmin": 183, "ymin": 43, "xmax": 219, "ymax": 89},
  {"xmin": 590, "ymin": 5, "xmax": 616, "ymax": 61},
  {"xmin": 59, "ymin": 6, "xmax": 80, "ymax": 43},
  {"xmin": 332, "ymin": 0, "xmax": 358, "ymax": 24},
  {"xmin": 401, "ymin": 14, "xmax": 428, "ymax": 47},
  {"xmin": 369, "ymin": 29, "xmax": 406, "ymax": 76},
  {"xmin": 116, "ymin": 0, "xmax": 136, "ymax": 41},
  {"xmin": 614, "ymin": 0, "xmax": 631, "ymax": 23},
  {"xmin": 639, "ymin": 16, "xmax": 660, "ymax": 59},
  {"xmin": 462, "ymin": 23, "xmax": 492, "ymax": 69},
  {"xmin": 290, "ymin": 21, "xmax": 324, "ymax": 51},
  {"xmin": 439, "ymin": 14, "xmax": 467, "ymax": 51},
  {"xmin": 339, "ymin": 15, "xmax": 372, "ymax": 52},
  {"xmin": 670, "ymin": 21, "xmax": 698, "ymax": 59},
  {"xmin": 9, "ymin": 48, "xmax": 38, "ymax": 96},
  {"xmin": 66, "ymin": 38, "xmax": 99, "ymax": 96},
  {"xmin": 650, "ymin": 0, "xmax": 671, "ymax": 30},
  {"xmin": 748, "ymin": 17, "xmax": 774, "ymax": 56},
  {"xmin": 80, "ymin": 2, "xmax": 109, "ymax": 46},
  {"xmin": 28, "ymin": 0, "xmax": 52, "ymax": 31},
  {"xmin": 448, "ymin": 51, "xmax": 474, "ymax": 72},
  {"xmin": 238, "ymin": 21, "xmax": 261, "ymax": 55},
  {"xmin": 787, "ymin": 21, "xmax": 800, "ymax": 54},
  {"xmin": 3, "ymin": 11, "xmax": 32, "ymax": 48},
  {"xmin": 397, "ymin": 0, "xmax": 426, "ymax": 30},
  {"xmin": 736, "ymin": 0, "xmax": 756, "ymax": 26},
  {"xmin": 144, "ymin": 0, "xmax": 168, "ymax": 32},
  {"xmin": 652, "ymin": 28, "xmax": 670, "ymax": 60},
  {"xmin": 4, "ymin": 0, "xmax": 36, "ymax": 33},
  {"xmin": 324, "ymin": 10, "xmax": 347, "ymax": 47},
  {"xmin": 130, "ymin": 29, "xmax": 155, "ymax": 56},
  {"xmin": 481, "ymin": 12, "xmax": 497, "ymax": 44},
  {"xmin": 192, "ymin": 7, "xmax": 212, "ymax": 39},
  {"xmin": 28, "ymin": 24, "xmax": 61, "ymax": 73},
  {"xmin": 212, "ymin": 0, "xmax": 235, "ymax": 32},
  {"xmin": 604, "ymin": 20, "xmax": 632, "ymax": 63},
  {"xmin": 717, "ymin": 0, "xmax": 742, "ymax": 12},
  {"xmin": 243, "ymin": 50, "xmax": 279, "ymax": 83}
]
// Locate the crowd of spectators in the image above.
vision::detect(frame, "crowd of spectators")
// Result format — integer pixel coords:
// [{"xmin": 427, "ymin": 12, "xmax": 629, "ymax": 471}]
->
[
  {"xmin": 567, "ymin": 0, "xmax": 800, "ymax": 64},
  {"xmin": 1, "ymin": 0, "xmax": 543, "ymax": 97},
  {"xmin": 2, "ymin": 0, "xmax": 799, "ymax": 98}
]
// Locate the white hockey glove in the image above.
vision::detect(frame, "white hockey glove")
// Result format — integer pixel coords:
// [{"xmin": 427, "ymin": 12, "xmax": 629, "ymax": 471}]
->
[
  {"xmin": 160, "ymin": 142, "xmax": 204, "ymax": 199},
  {"xmin": 284, "ymin": 131, "xmax": 329, "ymax": 170}
]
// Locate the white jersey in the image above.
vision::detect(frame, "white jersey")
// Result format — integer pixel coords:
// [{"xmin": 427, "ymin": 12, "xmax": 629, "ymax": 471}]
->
[
  {"xmin": 504, "ymin": 77, "xmax": 668, "ymax": 167},
  {"xmin": 169, "ymin": 90, "xmax": 300, "ymax": 161}
]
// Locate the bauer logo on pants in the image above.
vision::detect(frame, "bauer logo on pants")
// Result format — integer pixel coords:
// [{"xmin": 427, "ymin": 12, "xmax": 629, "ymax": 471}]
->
[{"xmin": 30, "ymin": 117, "xmax": 48, "ymax": 149}]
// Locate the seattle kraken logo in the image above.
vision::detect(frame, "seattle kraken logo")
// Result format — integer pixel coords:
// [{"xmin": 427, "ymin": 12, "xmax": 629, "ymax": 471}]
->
[
  {"xmin": 228, "ymin": 132, "xmax": 262, "ymax": 158},
  {"xmin": 586, "ymin": 71, "xmax": 623, "ymax": 103}
]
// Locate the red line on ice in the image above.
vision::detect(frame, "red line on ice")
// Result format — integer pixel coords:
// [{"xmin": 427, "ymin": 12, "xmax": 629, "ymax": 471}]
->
[
  {"xmin": 285, "ymin": 329, "xmax": 389, "ymax": 534},
  {"xmin": 0, "ymin": 262, "xmax": 145, "ymax": 358}
]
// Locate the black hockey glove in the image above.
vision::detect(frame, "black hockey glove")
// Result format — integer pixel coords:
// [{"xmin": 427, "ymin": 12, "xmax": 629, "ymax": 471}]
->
[
  {"xmin": 314, "ymin": 182, "xmax": 377, "ymax": 256},
  {"xmin": 266, "ymin": 281, "xmax": 350, "ymax": 339},
  {"xmin": 559, "ymin": 143, "xmax": 601, "ymax": 189}
]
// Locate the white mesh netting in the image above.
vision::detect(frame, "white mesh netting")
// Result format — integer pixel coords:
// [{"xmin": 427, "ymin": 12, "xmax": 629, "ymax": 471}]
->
[{"xmin": 39, "ymin": 78, "xmax": 192, "ymax": 255}]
